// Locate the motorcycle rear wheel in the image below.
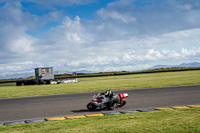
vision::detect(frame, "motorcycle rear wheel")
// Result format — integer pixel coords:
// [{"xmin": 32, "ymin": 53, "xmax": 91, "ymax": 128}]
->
[
  {"xmin": 108, "ymin": 102, "xmax": 117, "ymax": 110},
  {"xmin": 119, "ymin": 100, "xmax": 126, "ymax": 107}
]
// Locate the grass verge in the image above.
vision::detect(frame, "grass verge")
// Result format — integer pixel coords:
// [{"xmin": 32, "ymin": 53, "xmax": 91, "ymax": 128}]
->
[
  {"xmin": 0, "ymin": 107, "xmax": 200, "ymax": 133},
  {"xmin": 0, "ymin": 70, "xmax": 200, "ymax": 98}
]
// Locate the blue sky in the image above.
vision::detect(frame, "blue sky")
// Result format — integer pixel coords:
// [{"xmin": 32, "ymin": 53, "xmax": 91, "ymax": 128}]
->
[{"xmin": 0, "ymin": 0, "xmax": 200, "ymax": 78}]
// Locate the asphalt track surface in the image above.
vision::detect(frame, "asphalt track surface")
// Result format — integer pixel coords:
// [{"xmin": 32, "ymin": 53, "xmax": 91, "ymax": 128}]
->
[{"xmin": 0, "ymin": 85, "xmax": 200, "ymax": 122}]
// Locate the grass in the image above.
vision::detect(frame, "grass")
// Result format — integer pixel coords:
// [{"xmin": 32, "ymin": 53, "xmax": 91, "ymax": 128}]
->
[
  {"xmin": 0, "ymin": 107, "xmax": 200, "ymax": 133},
  {"xmin": 0, "ymin": 70, "xmax": 200, "ymax": 98},
  {"xmin": 0, "ymin": 82, "xmax": 15, "ymax": 87}
]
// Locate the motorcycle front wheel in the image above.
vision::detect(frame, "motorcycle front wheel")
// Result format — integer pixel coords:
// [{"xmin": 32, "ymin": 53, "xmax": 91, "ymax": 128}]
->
[{"xmin": 87, "ymin": 103, "xmax": 97, "ymax": 110}]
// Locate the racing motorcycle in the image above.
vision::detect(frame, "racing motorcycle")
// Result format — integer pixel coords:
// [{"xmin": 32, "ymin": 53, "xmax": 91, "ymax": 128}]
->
[{"xmin": 87, "ymin": 92, "xmax": 128, "ymax": 110}]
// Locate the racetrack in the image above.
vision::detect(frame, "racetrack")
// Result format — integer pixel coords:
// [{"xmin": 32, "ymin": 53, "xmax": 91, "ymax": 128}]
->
[{"xmin": 0, "ymin": 85, "xmax": 200, "ymax": 122}]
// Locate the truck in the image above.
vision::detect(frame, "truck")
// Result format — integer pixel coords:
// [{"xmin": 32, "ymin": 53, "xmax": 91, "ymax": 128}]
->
[{"xmin": 16, "ymin": 67, "xmax": 78, "ymax": 86}]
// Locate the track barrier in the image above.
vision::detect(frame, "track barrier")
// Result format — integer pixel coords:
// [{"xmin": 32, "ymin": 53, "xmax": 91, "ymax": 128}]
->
[
  {"xmin": 155, "ymin": 107, "xmax": 173, "ymax": 110},
  {"xmin": 171, "ymin": 106, "xmax": 190, "ymax": 109},
  {"xmin": 85, "ymin": 113, "xmax": 104, "ymax": 117},
  {"xmin": 0, "ymin": 104, "xmax": 200, "ymax": 126},
  {"xmin": 137, "ymin": 109, "xmax": 158, "ymax": 112},
  {"xmin": 120, "ymin": 110, "xmax": 139, "ymax": 114},
  {"xmin": 25, "ymin": 118, "xmax": 45, "ymax": 123},
  {"xmin": 4, "ymin": 121, "xmax": 25, "ymax": 126},
  {"xmin": 46, "ymin": 117, "xmax": 66, "ymax": 121},
  {"xmin": 66, "ymin": 115, "xmax": 86, "ymax": 119}
]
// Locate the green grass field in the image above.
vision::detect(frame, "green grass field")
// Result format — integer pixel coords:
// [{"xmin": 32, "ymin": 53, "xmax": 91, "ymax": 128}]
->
[
  {"xmin": 0, "ymin": 70, "xmax": 199, "ymax": 132},
  {"xmin": 0, "ymin": 82, "xmax": 16, "ymax": 87},
  {"xmin": 0, "ymin": 107, "xmax": 200, "ymax": 133},
  {"xmin": 0, "ymin": 70, "xmax": 200, "ymax": 98}
]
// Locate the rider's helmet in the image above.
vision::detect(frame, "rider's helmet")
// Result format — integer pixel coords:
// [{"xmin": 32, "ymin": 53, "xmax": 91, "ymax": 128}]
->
[{"xmin": 105, "ymin": 90, "xmax": 112, "ymax": 97}]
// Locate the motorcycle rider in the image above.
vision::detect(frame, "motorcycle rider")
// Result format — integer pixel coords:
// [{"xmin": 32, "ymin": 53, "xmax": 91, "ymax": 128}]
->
[{"xmin": 104, "ymin": 90, "xmax": 120, "ymax": 110}]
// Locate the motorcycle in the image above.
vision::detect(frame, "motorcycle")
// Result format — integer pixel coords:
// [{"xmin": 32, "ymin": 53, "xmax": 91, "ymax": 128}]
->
[{"xmin": 87, "ymin": 92, "xmax": 128, "ymax": 110}]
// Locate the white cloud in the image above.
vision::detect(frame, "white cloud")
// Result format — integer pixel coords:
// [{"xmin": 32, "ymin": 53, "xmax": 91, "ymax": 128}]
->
[
  {"xmin": 96, "ymin": 0, "xmax": 137, "ymax": 24},
  {"xmin": 122, "ymin": 48, "xmax": 200, "ymax": 63},
  {"xmin": 67, "ymin": 56, "xmax": 119, "ymax": 67},
  {"xmin": 0, "ymin": 0, "xmax": 96, "ymax": 7},
  {"xmin": 45, "ymin": 16, "xmax": 93, "ymax": 46},
  {"xmin": 181, "ymin": 48, "xmax": 200, "ymax": 57},
  {"xmin": 95, "ymin": 0, "xmax": 200, "ymax": 36},
  {"xmin": 104, "ymin": 64, "xmax": 150, "ymax": 72},
  {"xmin": 144, "ymin": 49, "xmax": 163, "ymax": 61},
  {"xmin": 97, "ymin": 9, "xmax": 136, "ymax": 23},
  {"xmin": 8, "ymin": 36, "xmax": 35, "ymax": 54},
  {"xmin": 162, "ymin": 50, "xmax": 181, "ymax": 59},
  {"xmin": 0, "ymin": 0, "xmax": 200, "ymax": 78}
]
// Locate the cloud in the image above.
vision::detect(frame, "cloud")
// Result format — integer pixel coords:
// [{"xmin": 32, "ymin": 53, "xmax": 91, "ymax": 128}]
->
[
  {"xmin": 181, "ymin": 48, "xmax": 200, "ymax": 57},
  {"xmin": 39, "ymin": 15, "xmax": 94, "ymax": 58},
  {"xmin": 103, "ymin": 64, "xmax": 150, "ymax": 72},
  {"xmin": 95, "ymin": 0, "xmax": 200, "ymax": 36},
  {"xmin": 0, "ymin": 0, "xmax": 200, "ymax": 78},
  {"xmin": 7, "ymin": 35, "xmax": 36, "ymax": 54},
  {"xmin": 0, "ymin": 3, "xmax": 35, "ymax": 56},
  {"xmin": 0, "ymin": 0, "xmax": 96, "ymax": 7},
  {"xmin": 122, "ymin": 48, "xmax": 200, "ymax": 63},
  {"xmin": 97, "ymin": 0, "xmax": 137, "ymax": 24},
  {"xmin": 97, "ymin": 9, "xmax": 136, "ymax": 24},
  {"xmin": 47, "ymin": 16, "xmax": 92, "ymax": 43}
]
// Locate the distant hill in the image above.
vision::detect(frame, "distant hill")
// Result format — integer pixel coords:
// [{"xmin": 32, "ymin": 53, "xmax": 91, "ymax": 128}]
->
[
  {"xmin": 0, "ymin": 70, "xmax": 94, "ymax": 80},
  {"xmin": 1, "ymin": 62, "xmax": 200, "ymax": 80},
  {"xmin": 0, "ymin": 73, "xmax": 33, "ymax": 80},
  {"xmin": 150, "ymin": 62, "xmax": 200, "ymax": 69}
]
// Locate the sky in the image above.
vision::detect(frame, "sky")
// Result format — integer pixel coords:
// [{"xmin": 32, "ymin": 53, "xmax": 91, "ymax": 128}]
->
[{"xmin": 0, "ymin": 0, "xmax": 200, "ymax": 78}]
